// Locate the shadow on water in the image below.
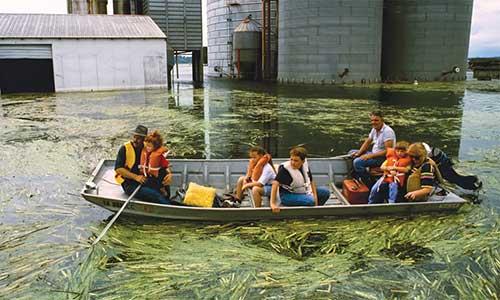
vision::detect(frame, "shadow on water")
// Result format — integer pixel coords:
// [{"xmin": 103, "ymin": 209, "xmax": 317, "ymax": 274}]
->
[{"xmin": 0, "ymin": 78, "xmax": 499, "ymax": 298}]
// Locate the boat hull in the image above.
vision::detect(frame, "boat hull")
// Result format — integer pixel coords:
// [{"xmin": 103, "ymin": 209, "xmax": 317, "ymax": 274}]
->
[
  {"xmin": 82, "ymin": 193, "xmax": 465, "ymax": 221},
  {"xmin": 81, "ymin": 158, "xmax": 467, "ymax": 221}
]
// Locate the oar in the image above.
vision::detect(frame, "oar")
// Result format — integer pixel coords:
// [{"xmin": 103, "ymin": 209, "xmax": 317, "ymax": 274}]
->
[
  {"xmin": 92, "ymin": 184, "xmax": 141, "ymax": 246},
  {"xmin": 331, "ymin": 154, "xmax": 352, "ymax": 159}
]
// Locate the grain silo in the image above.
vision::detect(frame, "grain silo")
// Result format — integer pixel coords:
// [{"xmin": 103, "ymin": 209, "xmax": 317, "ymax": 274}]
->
[
  {"xmin": 113, "ymin": 0, "xmax": 131, "ymax": 14},
  {"xmin": 207, "ymin": 0, "xmax": 277, "ymax": 78},
  {"xmin": 67, "ymin": 0, "xmax": 108, "ymax": 14},
  {"xmin": 382, "ymin": 0, "xmax": 474, "ymax": 81},
  {"xmin": 278, "ymin": 0, "xmax": 384, "ymax": 84},
  {"xmin": 233, "ymin": 16, "xmax": 261, "ymax": 79}
]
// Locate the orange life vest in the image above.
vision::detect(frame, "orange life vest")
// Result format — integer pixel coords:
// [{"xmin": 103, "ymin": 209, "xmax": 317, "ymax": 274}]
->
[
  {"xmin": 383, "ymin": 148, "xmax": 412, "ymax": 187},
  {"xmin": 246, "ymin": 154, "xmax": 272, "ymax": 181},
  {"xmin": 139, "ymin": 146, "xmax": 167, "ymax": 178}
]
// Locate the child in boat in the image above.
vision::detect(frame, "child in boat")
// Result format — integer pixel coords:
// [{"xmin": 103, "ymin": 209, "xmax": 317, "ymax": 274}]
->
[
  {"xmin": 368, "ymin": 141, "xmax": 412, "ymax": 204},
  {"xmin": 139, "ymin": 131, "xmax": 172, "ymax": 198},
  {"xmin": 227, "ymin": 146, "xmax": 276, "ymax": 207}
]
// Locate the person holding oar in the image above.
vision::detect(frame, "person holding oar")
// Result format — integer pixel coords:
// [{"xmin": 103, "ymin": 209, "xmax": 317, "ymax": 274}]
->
[
  {"xmin": 92, "ymin": 126, "xmax": 172, "ymax": 246},
  {"xmin": 114, "ymin": 125, "xmax": 172, "ymax": 205}
]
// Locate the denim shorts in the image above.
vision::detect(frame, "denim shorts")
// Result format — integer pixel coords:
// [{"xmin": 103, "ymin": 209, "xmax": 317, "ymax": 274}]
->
[{"xmin": 263, "ymin": 184, "xmax": 272, "ymax": 196}]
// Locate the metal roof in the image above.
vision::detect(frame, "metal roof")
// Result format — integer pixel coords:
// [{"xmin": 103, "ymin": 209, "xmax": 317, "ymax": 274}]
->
[
  {"xmin": 0, "ymin": 14, "xmax": 167, "ymax": 39},
  {"xmin": 234, "ymin": 17, "xmax": 260, "ymax": 33}
]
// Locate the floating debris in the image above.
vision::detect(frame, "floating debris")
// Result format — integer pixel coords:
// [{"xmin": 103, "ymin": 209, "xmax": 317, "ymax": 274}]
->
[{"xmin": 1, "ymin": 81, "xmax": 499, "ymax": 298}]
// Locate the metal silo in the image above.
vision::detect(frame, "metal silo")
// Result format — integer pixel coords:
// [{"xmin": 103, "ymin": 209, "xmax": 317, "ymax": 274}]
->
[
  {"xmin": 68, "ymin": 0, "xmax": 107, "ymax": 14},
  {"xmin": 113, "ymin": 0, "xmax": 131, "ymax": 14},
  {"xmin": 278, "ymin": 0, "xmax": 384, "ymax": 84},
  {"xmin": 233, "ymin": 16, "xmax": 261, "ymax": 79},
  {"xmin": 382, "ymin": 0, "xmax": 474, "ymax": 82},
  {"xmin": 207, "ymin": 0, "xmax": 277, "ymax": 78}
]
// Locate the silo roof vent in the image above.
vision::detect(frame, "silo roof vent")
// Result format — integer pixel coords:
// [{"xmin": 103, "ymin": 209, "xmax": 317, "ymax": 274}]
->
[{"xmin": 234, "ymin": 15, "xmax": 260, "ymax": 32}]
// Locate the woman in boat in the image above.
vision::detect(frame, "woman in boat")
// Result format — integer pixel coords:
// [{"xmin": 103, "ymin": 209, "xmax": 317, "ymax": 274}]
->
[
  {"xmin": 404, "ymin": 143, "xmax": 443, "ymax": 201},
  {"xmin": 229, "ymin": 146, "xmax": 276, "ymax": 207},
  {"xmin": 270, "ymin": 146, "xmax": 330, "ymax": 213}
]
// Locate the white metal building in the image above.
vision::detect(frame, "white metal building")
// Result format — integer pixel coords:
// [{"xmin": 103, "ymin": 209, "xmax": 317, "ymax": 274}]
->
[{"xmin": 0, "ymin": 14, "xmax": 168, "ymax": 93}]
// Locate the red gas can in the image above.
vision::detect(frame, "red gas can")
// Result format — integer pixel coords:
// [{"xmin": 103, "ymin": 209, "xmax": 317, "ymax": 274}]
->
[{"xmin": 342, "ymin": 179, "xmax": 369, "ymax": 204}]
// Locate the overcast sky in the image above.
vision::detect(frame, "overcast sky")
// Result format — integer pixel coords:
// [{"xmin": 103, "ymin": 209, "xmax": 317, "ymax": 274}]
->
[{"xmin": 0, "ymin": 0, "xmax": 498, "ymax": 57}]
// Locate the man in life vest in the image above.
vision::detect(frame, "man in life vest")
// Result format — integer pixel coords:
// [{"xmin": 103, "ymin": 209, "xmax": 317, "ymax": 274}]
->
[
  {"xmin": 368, "ymin": 141, "xmax": 412, "ymax": 204},
  {"xmin": 114, "ymin": 125, "xmax": 171, "ymax": 204},
  {"xmin": 270, "ymin": 146, "xmax": 330, "ymax": 213},
  {"xmin": 349, "ymin": 111, "xmax": 396, "ymax": 185}
]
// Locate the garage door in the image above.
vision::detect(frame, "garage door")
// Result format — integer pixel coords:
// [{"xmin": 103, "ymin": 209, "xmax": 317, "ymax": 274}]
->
[
  {"xmin": 0, "ymin": 44, "xmax": 55, "ymax": 93},
  {"xmin": 0, "ymin": 44, "xmax": 52, "ymax": 59}
]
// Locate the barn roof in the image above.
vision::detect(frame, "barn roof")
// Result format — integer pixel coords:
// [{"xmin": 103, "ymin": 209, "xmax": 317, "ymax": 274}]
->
[{"xmin": 0, "ymin": 14, "xmax": 166, "ymax": 39}]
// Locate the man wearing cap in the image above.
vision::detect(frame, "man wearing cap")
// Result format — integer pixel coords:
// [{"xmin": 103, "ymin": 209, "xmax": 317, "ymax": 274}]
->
[{"xmin": 115, "ymin": 125, "xmax": 171, "ymax": 204}]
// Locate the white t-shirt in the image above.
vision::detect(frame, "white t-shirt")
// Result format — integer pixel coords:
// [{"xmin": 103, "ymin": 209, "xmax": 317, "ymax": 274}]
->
[
  {"xmin": 368, "ymin": 123, "xmax": 396, "ymax": 153},
  {"xmin": 257, "ymin": 163, "xmax": 276, "ymax": 185}
]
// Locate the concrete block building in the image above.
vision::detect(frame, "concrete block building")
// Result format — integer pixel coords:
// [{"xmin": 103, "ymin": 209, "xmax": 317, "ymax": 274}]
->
[{"xmin": 0, "ymin": 14, "xmax": 168, "ymax": 93}]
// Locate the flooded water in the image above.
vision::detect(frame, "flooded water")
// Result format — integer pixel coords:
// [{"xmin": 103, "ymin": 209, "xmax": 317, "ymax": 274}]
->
[{"xmin": 1, "ymin": 75, "xmax": 499, "ymax": 299}]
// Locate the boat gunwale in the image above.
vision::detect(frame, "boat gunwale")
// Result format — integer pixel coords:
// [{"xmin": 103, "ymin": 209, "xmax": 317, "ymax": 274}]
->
[{"xmin": 81, "ymin": 191, "xmax": 467, "ymax": 212}]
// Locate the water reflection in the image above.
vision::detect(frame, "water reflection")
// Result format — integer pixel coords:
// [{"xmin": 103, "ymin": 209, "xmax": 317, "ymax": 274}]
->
[{"xmin": 169, "ymin": 79, "xmax": 466, "ymax": 160}]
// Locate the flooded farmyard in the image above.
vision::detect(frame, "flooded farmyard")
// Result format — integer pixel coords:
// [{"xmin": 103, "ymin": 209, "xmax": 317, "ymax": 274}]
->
[{"xmin": 1, "ymin": 79, "xmax": 499, "ymax": 299}]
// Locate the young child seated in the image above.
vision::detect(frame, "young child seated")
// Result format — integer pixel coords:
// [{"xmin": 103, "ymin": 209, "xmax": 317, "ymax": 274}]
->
[
  {"xmin": 139, "ymin": 131, "xmax": 172, "ymax": 198},
  {"xmin": 228, "ymin": 146, "xmax": 276, "ymax": 207},
  {"xmin": 368, "ymin": 141, "xmax": 412, "ymax": 204}
]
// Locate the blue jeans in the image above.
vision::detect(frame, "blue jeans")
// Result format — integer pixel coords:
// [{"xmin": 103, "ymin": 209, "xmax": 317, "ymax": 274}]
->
[
  {"xmin": 123, "ymin": 181, "xmax": 173, "ymax": 205},
  {"xmin": 368, "ymin": 177, "xmax": 399, "ymax": 204},
  {"xmin": 280, "ymin": 186, "xmax": 330, "ymax": 206},
  {"xmin": 349, "ymin": 150, "xmax": 385, "ymax": 182}
]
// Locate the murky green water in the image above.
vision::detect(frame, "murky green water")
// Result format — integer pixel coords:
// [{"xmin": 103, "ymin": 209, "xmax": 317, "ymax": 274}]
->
[{"xmin": 1, "ymin": 79, "xmax": 499, "ymax": 299}]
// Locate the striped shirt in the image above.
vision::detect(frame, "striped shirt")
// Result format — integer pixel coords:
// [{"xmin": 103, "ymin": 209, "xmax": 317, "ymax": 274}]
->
[{"xmin": 411, "ymin": 160, "xmax": 435, "ymax": 188}]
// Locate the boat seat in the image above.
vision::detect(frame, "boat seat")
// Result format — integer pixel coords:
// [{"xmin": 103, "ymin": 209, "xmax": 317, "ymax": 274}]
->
[{"xmin": 240, "ymin": 187, "xmax": 344, "ymax": 207}]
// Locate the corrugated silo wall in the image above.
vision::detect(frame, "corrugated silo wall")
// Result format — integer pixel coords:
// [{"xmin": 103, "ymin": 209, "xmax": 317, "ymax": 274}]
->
[
  {"xmin": 207, "ymin": 0, "xmax": 277, "ymax": 77},
  {"xmin": 143, "ymin": 0, "xmax": 202, "ymax": 51},
  {"xmin": 278, "ymin": 0, "xmax": 384, "ymax": 84},
  {"xmin": 382, "ymin": 0, "xmax": 474, "ymax": 82}
]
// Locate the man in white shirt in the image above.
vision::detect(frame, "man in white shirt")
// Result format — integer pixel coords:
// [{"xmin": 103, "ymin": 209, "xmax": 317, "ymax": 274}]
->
[{"xmin": 350, "ymin": 111, "xmax": 396, "ymax": 183}]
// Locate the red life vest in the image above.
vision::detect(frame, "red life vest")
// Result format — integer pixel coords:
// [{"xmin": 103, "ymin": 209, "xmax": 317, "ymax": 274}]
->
[
  {"xmin": 139, "ymin": 146, "xmax": 168, "ymax": 178},
  {"xmin": 246, "ymin": 154, "xmax": 272, "ymax": 181},
  {"xmin": 383, "ymin": 148, "xmax": 412, "ymax": 187}
]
